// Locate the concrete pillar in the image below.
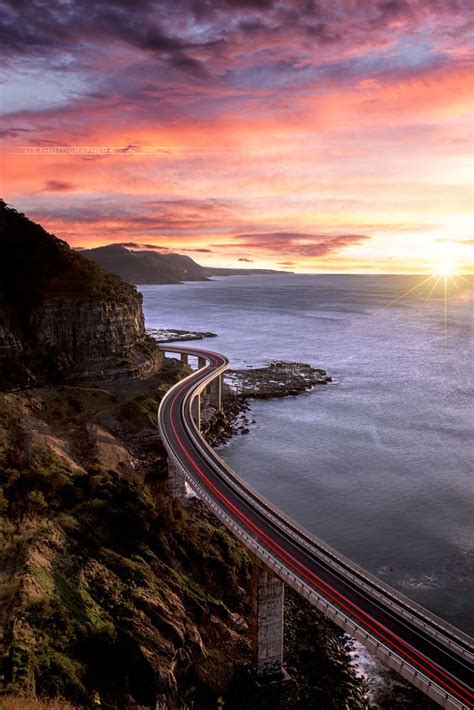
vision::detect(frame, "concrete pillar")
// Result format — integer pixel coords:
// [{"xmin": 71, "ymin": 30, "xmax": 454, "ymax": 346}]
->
[
  {"xmin": 191, "ymin": 394, "xmax": 201, "ymax": 430},
  {"xmin": 198, "ymin": 356, "xmax": 206, "ymax": 369},
  {"xmin": 209, "ymin": 374, "xmax": 222, "ymax": 410},
  {"xmin": 252, "ymin": 564, "xmax": 285, "ymax": 678},
  {"xmin": 180, "ymin": 353, "xmax": 188, "ymax": 365},
  {"xmin": 168, "ymin": 458, "xmax": 186, "ymax": 498}
]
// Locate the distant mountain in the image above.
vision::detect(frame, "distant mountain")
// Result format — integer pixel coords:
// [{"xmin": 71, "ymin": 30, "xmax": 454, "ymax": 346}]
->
[
  {"xmin": 80, "ymin": 244, "xmax": 288, "ymax": 284},
  {"xmin": 0, "ymin": 202, "xmax": 160, "ymax": 389},
  {"xmin": 80, "ymin": 245, "xmax": 208, "ymax": 284}
]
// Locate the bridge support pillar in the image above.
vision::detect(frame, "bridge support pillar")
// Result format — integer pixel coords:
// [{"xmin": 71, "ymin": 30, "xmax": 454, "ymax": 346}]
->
[
  {"xmin": 180, "ymin": 353, "xmax": 188, "ymax": 365},
  {"xmin": 168, "ymin": 458, "xmax": 186, "ymax": 498},
  {"xmin": 191, "ymin": 395, "xmax": 201, "ymax": 430},
  {"xmin": 209, "ymin": 374, "xmax": 222, "ymax": 411},
  {"xmin": 198, "ymin": 356, "xmax": 206, "ymax": 369},
  {"xmin": 252, "ymin": 563, "xmax": 285, "ymax": 679}
]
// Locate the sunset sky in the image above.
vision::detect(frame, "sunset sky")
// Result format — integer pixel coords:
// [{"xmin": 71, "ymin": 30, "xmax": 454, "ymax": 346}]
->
[{"xmin": 1, "ymin": 0, "xmax": 473, "ymax": 272}]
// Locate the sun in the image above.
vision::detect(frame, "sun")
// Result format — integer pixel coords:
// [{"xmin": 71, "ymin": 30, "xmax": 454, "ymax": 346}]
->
[{"xmin": 435, "ymin": 262, "xmax": 456, "ymax": 276}]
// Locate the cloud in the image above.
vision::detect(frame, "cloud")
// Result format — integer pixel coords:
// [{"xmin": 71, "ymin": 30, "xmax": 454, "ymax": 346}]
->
[
  {"xmin": 238, "ymin": 257, "xmax": 253, "ymax": 262},
  {"xmin": 42, "ymin": 180, "xmax": 75, "ymax": 192},
  {"xmin": 220, "ymin": 231, "xmax": 371, "ymax": 257},
  {"xmin": 22, "ymin": 196, "xmax": 234, "ymax": 236},
  {"xmin": 436, "ymin": 237, "xmax": 474, "ymax": 245},
  {"xmin": 116, "ymin": 241, "xmax": 168, "ymax": 250}
]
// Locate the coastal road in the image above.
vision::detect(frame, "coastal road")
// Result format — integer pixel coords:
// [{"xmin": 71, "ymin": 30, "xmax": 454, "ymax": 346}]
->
[{"xmin": 158, "ymin": 346, "xmax": 473, "ymax": 710}]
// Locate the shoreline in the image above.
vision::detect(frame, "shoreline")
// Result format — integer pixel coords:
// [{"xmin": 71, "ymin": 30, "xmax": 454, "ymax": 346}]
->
[{"xmin": 202, "ymin": 360, "xmax": 332, "ymax": 448}]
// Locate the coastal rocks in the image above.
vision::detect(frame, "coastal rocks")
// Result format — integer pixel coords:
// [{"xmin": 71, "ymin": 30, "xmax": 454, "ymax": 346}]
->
[
  {"xmin": 202, "ymin": 361, "xmax": 332, "ymax": 448},
  {"xmin": 225, "ymin": 361, "xmax": 332, "ymax": 399},
  {"xmin": 148, "ymin": 328, "xmax": 217, "ymax": 343},
  {"xmin": 224, "ymin": 587, "xmax": 369, "ymax": 710},
  {"xmin": 202, "ymin": 395, "xmax": 251, "ymax": 448}
]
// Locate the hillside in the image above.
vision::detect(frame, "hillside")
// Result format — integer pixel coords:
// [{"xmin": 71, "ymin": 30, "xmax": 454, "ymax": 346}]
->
[
  {"xmin": 81, "ymin": 245, "xmax": 287, "ymax": 285},
  {"xmin": 79, "ymin": 246, "xmax": 209, "ymax": 285},
  {"xmin": 0, "ymin": 202, "xmax": 161, "ymax": 389},
  {"xmin": 0, "ymin": 362, "xmax": 373, "ymax": 709}
]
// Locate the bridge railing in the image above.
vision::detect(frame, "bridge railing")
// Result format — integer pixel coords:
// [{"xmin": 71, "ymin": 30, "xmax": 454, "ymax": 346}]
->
[
  {"xmin": 166, "ymin": 348, "xmax": 472, "ymax": 656},
  {"xmin": 158, "ymin": 345, "xmax": 473, "ymax": 710},
  {"xmin": 165, "ymin": 446, "xmax": 468, "ymax": 710}
]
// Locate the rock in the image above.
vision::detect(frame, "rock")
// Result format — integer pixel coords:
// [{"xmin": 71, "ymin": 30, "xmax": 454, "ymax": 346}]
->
[
  {"xmin": 203, "ymin": 360, "xmax": 332, "ymax": 448},
  {"xmin": 148, "ymin": 328, "xmax": 217, "ymax": 343},
  {"xmin": 227, "ymin": 612, "xmax": 249, "ymax": 633},
  {"xmin": 224, "ymin": 361, "xmax": 332, "ymax": 399}
]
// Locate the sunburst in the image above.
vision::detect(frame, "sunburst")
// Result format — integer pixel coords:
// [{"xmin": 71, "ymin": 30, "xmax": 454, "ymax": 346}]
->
[
  {"xmin": 363, "ymin": 267, "xmax": 472, "ymax": 346},
  {"xmin": 435, "ymin": 262, "xmax": 456, "ymax": 276}
]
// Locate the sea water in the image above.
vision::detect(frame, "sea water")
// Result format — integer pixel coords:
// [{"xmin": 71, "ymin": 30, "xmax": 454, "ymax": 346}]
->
[{"xmin": 141, "ymin": 274, "xmax": 474, "ymax": 633}]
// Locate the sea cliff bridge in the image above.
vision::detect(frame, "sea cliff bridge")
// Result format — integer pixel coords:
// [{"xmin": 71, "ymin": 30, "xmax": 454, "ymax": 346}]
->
[{"xmin": 158, "ymin": 345, "xmax": 473, "ymax": 710}]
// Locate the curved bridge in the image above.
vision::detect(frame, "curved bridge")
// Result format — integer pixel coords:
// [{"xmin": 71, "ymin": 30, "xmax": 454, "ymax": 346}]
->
[{"xmin": 158, "ymin": 346, "xmax": 473, "ymax": 709}]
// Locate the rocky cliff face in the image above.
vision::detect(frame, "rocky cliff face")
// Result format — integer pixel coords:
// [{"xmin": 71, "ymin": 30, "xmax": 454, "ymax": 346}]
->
[
  {"xmin": 0, "ymin": 201, "xmax": 161, "ymax": 389},
  {"xmin": 28, "ymin": 299, "xmax": 158, "ymax": 382}
]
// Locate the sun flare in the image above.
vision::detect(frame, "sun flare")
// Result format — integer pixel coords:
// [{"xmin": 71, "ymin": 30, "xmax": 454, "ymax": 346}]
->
[{"xmin": 435, "ymin": 263, "xmax": 456, "ymax": 276}]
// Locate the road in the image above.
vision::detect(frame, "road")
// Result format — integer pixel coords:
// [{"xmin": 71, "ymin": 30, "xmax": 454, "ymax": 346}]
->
[{"xmin": 158, "ymin": 346, "xmax": 473, "ymax": 709}]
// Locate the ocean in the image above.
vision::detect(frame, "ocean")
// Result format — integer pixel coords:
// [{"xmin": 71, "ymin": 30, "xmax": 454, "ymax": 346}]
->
[{"xmin": 140, "ymin": 274, "xmax": 474, "ymax": 634}]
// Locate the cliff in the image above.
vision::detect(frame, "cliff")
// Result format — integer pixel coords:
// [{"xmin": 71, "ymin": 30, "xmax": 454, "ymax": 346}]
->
[
  {"xmin": 81, "ymin": 245, "xmax": 288, "ymax": 285},
  {"xmin": 0, "ymin": 202, "xmax": 161, "ymax": 390}
]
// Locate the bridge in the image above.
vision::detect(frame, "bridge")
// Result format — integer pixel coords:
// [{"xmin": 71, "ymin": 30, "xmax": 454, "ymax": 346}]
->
[{"xmin": 157, "ymin": 345, "xmax": 473, "ymax": 710}]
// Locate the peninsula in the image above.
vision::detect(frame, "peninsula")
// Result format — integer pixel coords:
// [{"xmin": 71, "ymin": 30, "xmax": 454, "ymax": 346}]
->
[{"xmin": 81, "ymin": 245, "xmax": 289, "ymax": 286}]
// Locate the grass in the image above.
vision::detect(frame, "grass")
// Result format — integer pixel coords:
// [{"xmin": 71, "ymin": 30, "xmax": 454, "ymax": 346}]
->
[{"xmin": 0, "ymin": 698, "xmax": 78, "ymax": 710}]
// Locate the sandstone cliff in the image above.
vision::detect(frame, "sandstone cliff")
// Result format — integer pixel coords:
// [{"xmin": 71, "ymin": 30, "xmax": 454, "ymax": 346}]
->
[{"xmin": 0, "ymin": 201, "xmax": 161, "ymax": 389}]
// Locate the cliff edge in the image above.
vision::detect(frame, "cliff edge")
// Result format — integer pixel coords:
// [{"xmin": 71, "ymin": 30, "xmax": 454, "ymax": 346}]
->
[{"xmin": 0, "ymin": 201, "xmax": 161, "ymax": 389}]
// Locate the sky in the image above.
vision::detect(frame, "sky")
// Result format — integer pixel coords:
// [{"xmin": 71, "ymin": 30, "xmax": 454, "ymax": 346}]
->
[{"xmin": 0, "ymin": 0, "xmax": 473, "ymax": 273}]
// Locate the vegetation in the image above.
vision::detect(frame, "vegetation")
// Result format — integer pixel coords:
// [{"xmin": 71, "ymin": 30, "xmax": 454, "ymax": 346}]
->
[
  {"xmin": 0, "ymin": 698, "xmax": 77, "ymax": 710},
  {"xmin": 0, "ymin": 199, "xmax": 138, "ymax": 319},
  {"xmin": 0, "ymin": 360, "xmax": 252, "ymax": 708}
]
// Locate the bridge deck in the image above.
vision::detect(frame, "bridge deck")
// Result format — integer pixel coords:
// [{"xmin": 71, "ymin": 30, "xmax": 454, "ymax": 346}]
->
[{"xmin": 158, "ymin": 346, "xmax": 473, "ymax": 710}]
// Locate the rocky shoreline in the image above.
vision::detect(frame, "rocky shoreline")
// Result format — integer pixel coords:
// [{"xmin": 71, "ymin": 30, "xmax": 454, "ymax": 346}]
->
[
  {"xmin": 225, "ymin": 361, "xmax": 332, "ymax": 398},
  {"xmin": 148, "ymin": 328, "xmax": 217, "ymax": 343},
  {"xmin": 201, "ymin": 360, "xmax": 331, "ymax": 447}
]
